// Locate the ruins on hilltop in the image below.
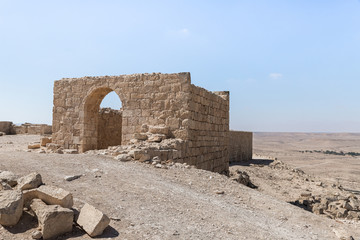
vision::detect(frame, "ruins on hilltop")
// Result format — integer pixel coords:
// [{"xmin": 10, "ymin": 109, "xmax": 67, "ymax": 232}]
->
[{"xmin": 52, "ymin": 72, "xmax": 252, "ymax": 173}]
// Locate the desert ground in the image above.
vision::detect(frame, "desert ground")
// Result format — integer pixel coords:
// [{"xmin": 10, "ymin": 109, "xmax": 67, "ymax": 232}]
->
[{"xmin": 1, "ymin": 133, "xmax": 360, "ymax": 239}]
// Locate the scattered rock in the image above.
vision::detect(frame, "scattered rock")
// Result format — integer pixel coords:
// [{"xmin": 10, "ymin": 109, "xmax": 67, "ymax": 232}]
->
[
  {"xmin": 0, "ymin": 190, "xmax": 24, "ymax": 226},
  {"xmin": 0, "ymin": 171, "xmax": 18, "ymax": 187},
  {"xmin": 231, "ymin": 170, "xmax": 257, "ymax": 188},
  {"xmin": 24, "ymin": 185, "xmax": 73, "ymax": 208},
  {"xmin": 77, "ymin": 203, "xmax": 110, "ymax": 237},
  {"xmin": 28, "ymin": 143, "xmax": 41, "ymax": 149},
  {"xmin": 64, "ymin": 175, "xmax": 82, "ymax": 181},
  {"xmin": 16, "ymin": 172, "xmax": 43, "ymax": 190},
  {"xmin": 0, "ymin": 132, "xmax": 4, "ymax": 136},
  {"xmin": 30, "ymin": 199, "xmax": 74, "ymax": 240},
  {"xmin": 115, "ymin": 154, "xmax": 132, "ymax": 162},
  {"xmin": 63, "ymin": 149, "xmax": 78, "ymax": 154},
  {"xmin": 148, "ymin": 125, "xmax": 169, "ymax": 136},
  {"xmin": 40, "ymin": 137, "xmax": 52, "ymax": 147},
  {"xmin": 215, "ymin": 190, "xmax": 225, "ymax": 195},
  {"xmin": 31, "ymin": 230, "xmax": 42, "ymax": 239}
]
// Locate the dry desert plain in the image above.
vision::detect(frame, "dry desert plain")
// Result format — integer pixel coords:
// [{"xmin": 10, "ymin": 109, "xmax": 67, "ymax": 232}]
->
[{"xmin": 0, "ymin": 133, "xmax": 360, "ymax": 239}]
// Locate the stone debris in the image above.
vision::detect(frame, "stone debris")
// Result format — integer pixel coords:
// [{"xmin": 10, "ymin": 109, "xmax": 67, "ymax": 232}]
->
[
  {"xmin": 293, "ymin": 193, "xmax": 360, "ymax": 220},
  {"xmin": 40, "ymin": 137, "xmax": 52, "ymax": 147},
  {"xmin": 0, "ymin": 190, "xmax": 24, "ymax": 226},
  {"xmin": 24, "ymin": 185, "xmax": 73, "ymax": 208},
  {"xmin": 30, "ymin": 199, "xmax": 74, "ymax": 240},
  {"xmin": 28, "ymin": 143, "xmax": 41, "ymax": 149},
  {"xmin": 0, "ymin": 171, "xmax": 18, "ymax": 187},
  {"xmin": 64, "ymin": 174, "xmax": 83, "ymax": 181},
  {"xmin": 230, "ymin": 170, "xmax": 257, "ymax": 189},
  {"xmin": 0, "ymin": 132, "xmax": 4, "ymax": 136},
  {"xmin": 46, "ymin": 143, "xmax": 62, "ymax": 152},
  {"xmin": 77, "ymin": 203, "xmax": 110, "ymax": 237},
  {"xmin": 115, "ymin": 154, "xmax": 132, "ymax": 162},
  {"xmin": 63, "ymin": 149, "xmax": 79, "ymax": 154},
  {"xmin": 0, "ymin": 171, "xmax": 110, "ymax": 239},
  {"xmin": 16, "ymin": 172, "xmax": 43, "ymax": 190}
]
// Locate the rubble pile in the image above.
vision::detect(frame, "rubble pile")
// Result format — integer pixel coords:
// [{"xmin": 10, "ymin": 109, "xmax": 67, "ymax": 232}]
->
[
  {"xmin": 230, "ymin": 170, "xmax": 257, "ymax": 188},
  {"xmin": 0, "ymin": 170, "xmax": 110, "ymax": 239},
  {"xmin": 293, "ymin": 192, "xmax": 360, "ymax": 220}
]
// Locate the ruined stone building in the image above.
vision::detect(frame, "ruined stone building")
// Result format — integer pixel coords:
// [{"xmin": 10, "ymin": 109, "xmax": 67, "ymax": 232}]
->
[{"xmin": 52, "ymin": 72, "xmax": 252, "ymax": 173}]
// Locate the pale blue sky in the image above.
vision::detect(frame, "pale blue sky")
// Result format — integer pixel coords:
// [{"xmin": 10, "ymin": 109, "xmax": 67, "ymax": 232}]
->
[{"xmin": 1, "ymin": 0, "xmax": 360, "ymax": 132}]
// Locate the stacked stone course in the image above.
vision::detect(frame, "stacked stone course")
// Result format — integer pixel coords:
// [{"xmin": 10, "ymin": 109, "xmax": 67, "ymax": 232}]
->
[
  {"xmin": 229, "ymin": 131, "xmax": 253, "ymax": 163},
  {"xmin": 52, "ymin": 72, "xmax": 250, "ymax": 173}
]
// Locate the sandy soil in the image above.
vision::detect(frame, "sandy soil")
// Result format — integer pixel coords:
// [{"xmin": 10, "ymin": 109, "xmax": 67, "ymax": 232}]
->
[{"xmin": 0, "ymin": 134, "xmax": 359, "ymax": 240}]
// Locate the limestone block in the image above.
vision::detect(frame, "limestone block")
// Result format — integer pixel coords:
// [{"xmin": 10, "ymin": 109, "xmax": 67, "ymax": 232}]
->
[
  {"xmin": 148, "ymin": 134, "xmax": 166, "ymax": 143},
  {"xmin": 63, "ymin": 149, "xmax": 79, "ymax": 154},
  {"xmin": 16, "ymin": 172, "xmax": 42, "ymax": 190},
  {"xmin": 40, "ymin": 137, "xmax": 52, "ymax": 147},
  {"xmin": 0, "ymin": 190, "xmax": 23, "ymax": 226},
  {"xmin": 24, "ymin": 185, "xmax": 73, "ymax": 208},
  {"xmin": 149, "ymin": 126, "xmax": 169, "ymax": 136},
  {"xmin": 77, "ymin": 203, "xmax": 110, "ymax": 237},
  {"xmin": 133, "ymin": 133, "xmax": 148, "ymax": 141},
  {"xmin": 28, "ymin": 143, "xmax": 41, "ymax": 149},
  {"xmin": 115, "ymin": 154, "xmax": 132, "ymax": 162},
  {"xmin": 0, "ymin": 171, "xmax": 18, "ymax": 187},
  {"xmin": 46, "ymin": 143, "xmax": 61, "ymax": 151},
  {"xmin": 30, "ymin": 199, "xmax": 74, "ymax": 240}
]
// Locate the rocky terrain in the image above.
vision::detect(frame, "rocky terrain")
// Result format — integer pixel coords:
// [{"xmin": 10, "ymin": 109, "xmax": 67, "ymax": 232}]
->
[{"xmin": 0, "ymin": 134, "xmax": 360, "ymax": 239}]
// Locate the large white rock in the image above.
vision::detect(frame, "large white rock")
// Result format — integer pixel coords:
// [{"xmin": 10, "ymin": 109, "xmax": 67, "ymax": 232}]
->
[
  {"xmin": 0, "ymin": 190, "xmax": 23, "ymax": 226},
  {"xmin": 30, "ymin": 199, "xmax": 74, "ymax": 240},
  {"xmin": 16, "ymin": 172, "xmax": 42, "ymax": 190},
  {"xmin": 77, "ymin": 203, "xmax": 110, "ymax": 237},
  {"xmin": 0, "ymin": 171, "xmax": 18, "ymax": 187},
  {"xmin": 23, "ymin": 185, "xmax": 73, "ymax": 208}
]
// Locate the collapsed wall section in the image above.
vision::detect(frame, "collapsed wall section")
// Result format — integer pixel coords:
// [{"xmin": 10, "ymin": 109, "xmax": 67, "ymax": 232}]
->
[
  {"xmin": 229, "ymin": 131, "xmax": 252, "ymax": 163},
  {"xmin": 186, "ymin": 85, "xmax": 229, "ymax": 173}
]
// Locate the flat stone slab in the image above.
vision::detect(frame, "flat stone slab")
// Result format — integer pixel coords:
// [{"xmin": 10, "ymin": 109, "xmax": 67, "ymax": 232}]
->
[
  {"xmin": 24, "ymin": 185, "xmax": 73, "ymax": 208},
  {"xmin": 77, "ymin": 203, "xmax": 110, "ymax": 237}
]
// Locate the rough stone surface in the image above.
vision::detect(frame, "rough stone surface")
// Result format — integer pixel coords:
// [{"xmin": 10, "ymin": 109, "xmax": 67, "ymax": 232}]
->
[
  {"xmin": 52, "ymin": 72, "xmax": 231, "ymax": 173},
  {"xmin": 28, "ymin": 143, "xmax": 41, "ymax": 149},
  {"xmin": 0, "ymin": 171, "xmax": 18, "ymax": 187},
  {"xmin": 24, "ymin": 185, "xmax": 73, "ymax": 208},
  {"xmin": 40, "ymin": 137, "xmax": 52, "ymax": 147},
  {"xmin": 16, "ymin": 172, "xmax": 43, "ymax": 190},
  {"xmin": 229, "ymin": 131, "xmax": 252, "ymax": 163},
  {"xmin": 30, "ymin": 199, "xmax": 74, "ymax": 240},
  {"xmin": 0, "ymin": 121, "xmax": 13, "ymax": 135},
  {"xmin": 0, "ymin": 190, "xmax": 23, "ymax": 226},
  {"xmin": 77, "ymin": 203, "xmax": 110, "ymax": 237}
]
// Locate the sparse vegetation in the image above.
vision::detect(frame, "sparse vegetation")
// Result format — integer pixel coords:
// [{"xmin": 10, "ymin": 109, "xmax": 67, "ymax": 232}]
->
[{"xmin": 299, "ymin": 150, "xmax": 360, "ymax": 157}]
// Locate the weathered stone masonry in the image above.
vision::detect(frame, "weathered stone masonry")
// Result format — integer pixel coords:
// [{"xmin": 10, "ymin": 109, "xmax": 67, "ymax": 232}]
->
[{"xmin": 52, "ymin": 72, "xmax": 233, "ymax": 173}]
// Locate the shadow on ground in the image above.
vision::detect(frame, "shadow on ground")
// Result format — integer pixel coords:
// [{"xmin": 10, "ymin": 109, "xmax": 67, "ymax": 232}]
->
[{"xmin": 230, "ymin": 158, "xmax": 274, "ymax": 167}]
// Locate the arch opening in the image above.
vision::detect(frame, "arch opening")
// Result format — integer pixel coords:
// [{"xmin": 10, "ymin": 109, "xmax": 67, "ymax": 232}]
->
[{"xmin": 81, "ymin": 88, "xmax": 123, "ymax": 152}]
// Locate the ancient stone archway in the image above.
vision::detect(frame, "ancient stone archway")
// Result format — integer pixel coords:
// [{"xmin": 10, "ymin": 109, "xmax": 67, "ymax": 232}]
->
[{"xmin": 81, "ymin": 87, "xmax": 123, "ymax": 152}]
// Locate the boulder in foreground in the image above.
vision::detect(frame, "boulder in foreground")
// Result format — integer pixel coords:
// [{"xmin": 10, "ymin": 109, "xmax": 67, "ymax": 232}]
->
[
  {"xmin": 77, "ymin": 203, "xmax": 110, "ymax": 237},
  {"xmin": 0, "ymin": 190, "xmax": 23, "ymax": 226}
]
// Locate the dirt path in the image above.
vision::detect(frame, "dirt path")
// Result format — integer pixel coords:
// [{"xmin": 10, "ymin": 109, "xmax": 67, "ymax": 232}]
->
[{"xmin": 0, "ymin": 135, "xmax": 359, "ymax": 239}]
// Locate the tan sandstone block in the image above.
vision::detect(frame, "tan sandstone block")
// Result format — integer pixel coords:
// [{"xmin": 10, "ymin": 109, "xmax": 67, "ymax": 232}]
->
[
  {"xmin": 40, "ymin": 137, "xmax": 52, "ymax": 147},
  {"xmin": 16, "ymin": 172, "xmax": 42, "ymax": 190},
  {"xmin": 77, "ymin": 203, "xmax": 110, "ymax": 237},
  {"xmin": 30, "ymin": 199, "xmax": 74, "ymax": 240},
  {"xmin": 24, "ymin": 185, "xmax": 73, "ymax": 208},
  {"xmin": 0, "ymin": 190, "xmax": 24, "ymax": 226},
  {"xmin": 28, "ymin": 143, "xmax": 41, "ymax": 149}
]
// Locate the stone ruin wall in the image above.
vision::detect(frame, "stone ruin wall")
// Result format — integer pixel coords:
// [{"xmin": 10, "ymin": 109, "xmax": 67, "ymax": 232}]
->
[
  {"xmin": 229, "ymin": 131, "xmax": 252, "ymax": 163},
  {"xmin": 52, "ymin": 72, "xmax": 246, "ymax": 173},
  {"xmin": 185, "ymin": 85, "xmax": 229, "ymax": 173},
  {"xmin": 52, "ymin": 72, "xmax": 191, "ymax": 151},
  {"xmin": 97, "ymin": 108, "xmax": 122, "ymax": 150},
  {"xmin": 0, "ymin": 122, "xmax": 52, "ymax": 135}
]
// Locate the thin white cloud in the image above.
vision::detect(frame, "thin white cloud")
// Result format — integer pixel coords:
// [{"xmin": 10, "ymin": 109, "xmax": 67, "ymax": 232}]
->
[
  {"xmin": 168, "ymin": 28, "xmax": 190, "ymax": 38},
  {"xmin": 269, "ymin": 73, "xmax": 283, "ymax": 80}
]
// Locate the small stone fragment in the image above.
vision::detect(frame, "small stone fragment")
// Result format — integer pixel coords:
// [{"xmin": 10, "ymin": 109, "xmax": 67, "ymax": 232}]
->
[
  {"xmin": 64, "ymin": 175, "xmax": 82, "ymax": 181},
  {"xmin": 40, "ymin": 137, "xmax": 52, "ymax": 147},
  {"xmin": 77, "ymin": 203, "xmax": 110, "ymax": 237},
  {"xmin": 31, "ymin": 230, "xmax": 42, "ymax": 239},
  {"xmin": 0, "ymin": 190, "xmax": 24, "ymax": 226},
  {"xmin": 63, "ymin": 149, "xmax": 79, "ymax": 154},
  {"xmin": 115, "ymin": 154, "xmax": 132, "ymax": 162},
  {"xmin": 16, "ymin": 172, "xmax": 42, "ymax": 190},
  {"xmin": 0, "ymin": 171, "xmax": 18, "ymax": 187},
  {"xmin": 30, "ymin": 199, "xmax": 74, "ymax": 240},
  {"xmin": 28, "ymin": 143, "xmax": 41, "ymax": 149}
]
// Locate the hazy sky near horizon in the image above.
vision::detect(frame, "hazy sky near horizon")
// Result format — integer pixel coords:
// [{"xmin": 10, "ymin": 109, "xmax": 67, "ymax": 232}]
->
[{"xmin": 1, "ymin": 0, "xmax": 360, "ymax": 132}]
